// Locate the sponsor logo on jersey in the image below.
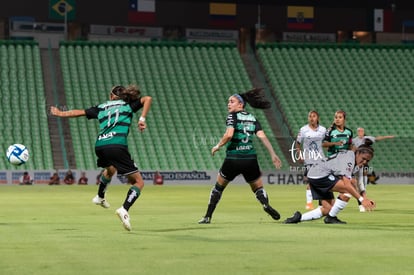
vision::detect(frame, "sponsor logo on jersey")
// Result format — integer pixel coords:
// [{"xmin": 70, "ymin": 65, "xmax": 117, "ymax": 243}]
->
[{"xmin": 98, "ymin": 132, "xmax": 116, "ymax": 140}]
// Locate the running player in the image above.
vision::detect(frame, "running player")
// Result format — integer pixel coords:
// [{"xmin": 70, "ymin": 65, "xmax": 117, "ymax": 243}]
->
[
  {"xmin": 295, "ymin": 110, "xmax": 326, "ymax": 210},
  {"xmin": 284, "ymin": 144, "xmax": 376, "ymax": 224},
  {"xmin": 352, "ymin": 127, "xmax": 394, "ymax": 212},
  {"xmin": 51, "ymin": 85, "xmax": 152, "ymax": 231},
  {"xmin": 198, "ymin": 88, "xmax": 282, "ymax": 224}
]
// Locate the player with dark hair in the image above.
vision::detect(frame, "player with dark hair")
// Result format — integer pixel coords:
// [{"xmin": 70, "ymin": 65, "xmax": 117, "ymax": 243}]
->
[
  {"xmin": 352, "ymin": 127, "xmax": 394, "ymax": 212},
  {"xmin": 284, "ymin": 144, "xmax": 376, "ymax": 224},
  {"xmin": 295, "ymin": 110, "xmax": 326, "ymax": 210},
  {"xmin": 198, "ymin": 88, "xmax": 282, "ymax": 224},
  {"xmin": 51, "ymin": 84, "xmax": 152, "ymax": 231},
  {"xmin": 323, "ymin": 110, "xmax": 354, "ymax": 156}
]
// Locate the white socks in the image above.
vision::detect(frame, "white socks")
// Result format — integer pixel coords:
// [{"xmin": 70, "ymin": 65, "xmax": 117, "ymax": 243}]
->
[
  {"xmin": 306, "ymin": 189, "xmax": 313, "ymax": 204},
  {"xmin": 301, "ymin": 207, "xmax": 323, "ymax": 221},
  {"xmin": 328, "ymin": 199, "xmax": 348, "ymax": 217}
]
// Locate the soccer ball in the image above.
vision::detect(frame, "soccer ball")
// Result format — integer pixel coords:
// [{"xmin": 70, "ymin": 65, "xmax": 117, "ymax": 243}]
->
[{"xmin": 6, "ymin": 144, "xmax": 29, "ymax": 166}]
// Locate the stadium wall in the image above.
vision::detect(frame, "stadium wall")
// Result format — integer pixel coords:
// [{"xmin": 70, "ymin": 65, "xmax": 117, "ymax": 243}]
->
[
  {"xmin": 1, "ymin": 1, "xmax": 414, "ymax": 33},
  {"xmin": 1, "ymin": 170, "xmax": 414, "ymax": 185}
]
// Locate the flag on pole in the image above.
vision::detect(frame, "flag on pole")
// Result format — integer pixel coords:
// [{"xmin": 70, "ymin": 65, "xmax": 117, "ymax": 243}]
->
[
  {"xmin": 128, "ymin": 0, "xmax": 156, "ymax": 24},
  {"xmin": 374, "ymin": 9, "xmax": 393, "ymax": 32},
  {"xmin": 287, "ymin": 6, "xmax": 314, "ymax": 30},
  {"xmin": 49, "ymin": 0, "xmax": 75, "ymax": 21},
  {"xmin": 209, "ymin": 2, "xmax": 237, "ymax": 28}
]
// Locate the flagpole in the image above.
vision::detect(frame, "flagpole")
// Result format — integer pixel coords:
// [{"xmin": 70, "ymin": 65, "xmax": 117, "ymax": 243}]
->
[{"xmin": 64, "ymin": 3, "xmax": 67, "ymax": 40}]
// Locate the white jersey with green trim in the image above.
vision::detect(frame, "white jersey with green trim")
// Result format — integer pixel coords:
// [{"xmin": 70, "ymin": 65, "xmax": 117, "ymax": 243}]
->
[{"xmin": 307, "ymin": 150, "xmax": 355, "ymax": 180}]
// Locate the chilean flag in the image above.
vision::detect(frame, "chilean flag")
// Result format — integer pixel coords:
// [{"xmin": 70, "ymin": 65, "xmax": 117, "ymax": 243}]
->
[{"xmin": 128, "ymin": 0, "xmax": 156, "ymax": 24}]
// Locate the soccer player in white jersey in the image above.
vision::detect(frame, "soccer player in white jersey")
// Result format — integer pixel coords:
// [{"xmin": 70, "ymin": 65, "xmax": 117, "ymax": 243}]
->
[
  {"xmin": 284, "ymin": 145, "xmax": 376, "ymax": 224},
  {"xmin": 352, "ymin": 127, "xmax": 394, "ymax": 212},
  {"xmin": 295, "ymin": 110, "xmax": 326, "ymax": 210}
]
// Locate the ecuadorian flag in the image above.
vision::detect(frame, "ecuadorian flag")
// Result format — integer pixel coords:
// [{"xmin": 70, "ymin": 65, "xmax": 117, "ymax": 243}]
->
[
  {"xmin": 287, "ymin": 6, "xmax": 314, "ymax": 30},
  {"xmin": 209, "ymin": 2, "xmax": 237, "ymax": 28}
]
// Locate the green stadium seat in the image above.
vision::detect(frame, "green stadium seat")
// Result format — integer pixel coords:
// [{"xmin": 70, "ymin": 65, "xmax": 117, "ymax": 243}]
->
[
  {"xmin": 257, "ymin": 43, "xmax": 414, "ymax": 171},
  {"xmin": 0, "ymin": 42, "xmax": 53, "ymax": 170},
  {"xmin": 59, "ymin": 41, "xmax": 288, "ymax": 171}
]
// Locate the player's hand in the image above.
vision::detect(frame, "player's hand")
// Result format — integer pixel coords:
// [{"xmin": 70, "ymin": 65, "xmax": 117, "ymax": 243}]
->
[
  {"xmin": 272, "ymin": 155, "xmax": 282, "ymax": 169},
  {"xmin": 361, "ymin": 198, "xmax": 376, "ymax": 211},
  {"xmin": 211, "ymin": 145, "xmax": 220, "ymax": 156},
  {"xmin": 138, "ymin": 121, "xmax": 146, "ymax": 132},
  {"xmin": 50, "ymin": 106, "xmax": 60, "ymax": 116}
]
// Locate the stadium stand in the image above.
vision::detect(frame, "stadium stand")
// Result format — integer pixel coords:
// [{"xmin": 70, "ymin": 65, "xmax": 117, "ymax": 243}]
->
[
  {"xmin": 59, "ymin": 41, "xmax": 288, "ymax": 171},
  {"xmin": 257, "ymin": 43, "xmax": 414, "ymax": 171},
  {"xmin": 0, "ymin": 41, "xmax": 54, "ymax": 170}
]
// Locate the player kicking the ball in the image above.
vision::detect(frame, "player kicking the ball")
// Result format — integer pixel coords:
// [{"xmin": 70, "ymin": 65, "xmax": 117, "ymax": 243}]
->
[
  {"xmin": 51, "ymin": 85, "xmax": 152, "ymax": 231},
  {"xmin": 198, "ymin": 88, "xmax": 282, "ymax": 224}
]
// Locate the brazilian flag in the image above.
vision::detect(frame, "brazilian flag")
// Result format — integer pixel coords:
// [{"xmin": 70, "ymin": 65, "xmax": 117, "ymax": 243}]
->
[{"xmin": 49, "ymin": 0, "xmax": 76, "ymax": 21}]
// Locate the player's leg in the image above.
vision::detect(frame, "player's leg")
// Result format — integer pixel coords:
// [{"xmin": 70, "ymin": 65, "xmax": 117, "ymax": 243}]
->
[
  {"xmin": 116, "ymin": 171, "xmax": 145, "ymax": 231},
  {"xmin": 122, "ymin": 171, "xmax": 144, "ymax": 211},
  {"xmin": 304, "ymin": 166, "xmax": 314, "ymax": 210},
  {"xmin": 284, "ymin": 179, "xmax": 335, "ymax": 224},
  {"xmin": 199, "ymin": 159, "xmax": 236, "ymax": 224},
  {"xmin": 324, "ymin": 179, "xmax": 358, "ymax": 224},
  {"xmin": 247, "ymin": 159, "xmax": 280, "ymax": 221},
  {"xmin": 92, "ymin": 166, "xmax": 115, "ymax": 208},
  {"xmin": 249, "ymin": 177, "xmax": 280, "ymax": 220},
  {"xmin": 198, "ymin": 174, "xmax": 229, "ymax": 224},
  {"xmin": 324, "ymin": 193, "xmax": 350, "ymax": 224},
  {"xmin": 305, "ymin": 184, "xmax": 314, "ymax": 210}
]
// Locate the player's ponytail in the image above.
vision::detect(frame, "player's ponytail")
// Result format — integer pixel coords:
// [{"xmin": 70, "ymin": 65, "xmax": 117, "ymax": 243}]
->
[
  {"xmin": 363, "ymin": 139, "xmax": 373, "ymax": 147},
  {"xmin": 111, "ymin": 84, "xmax": 141, "ymax": 103},
  {"xmin": 110, "ymin": 85, "xmax": 125, "ymax": 97},
  {"xmin": 123, "ymin": 84, "xmax": 141, "ymax": 102},
  {"xmin": 238, "ymin": 88, "xmax": 271, "ymax": 109}
]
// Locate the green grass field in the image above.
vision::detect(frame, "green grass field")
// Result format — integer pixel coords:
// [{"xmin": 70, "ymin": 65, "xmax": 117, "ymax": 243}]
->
[{"xmin": 0, "ymin": 184, "xmax": 413, "ymax": 275}]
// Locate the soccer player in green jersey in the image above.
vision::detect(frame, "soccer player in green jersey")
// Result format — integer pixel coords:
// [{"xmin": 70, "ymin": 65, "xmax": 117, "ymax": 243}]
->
[
  {"xmin": 51, "ymin": 85, "xmax": 152, "ymax": 231},
  {"xmin": 323, "ymin": 110, "xmax": 354, "ymax": 156},
  {"xmin": 198, "ymin": 88, "xmax": 282, "ymax": 224}
]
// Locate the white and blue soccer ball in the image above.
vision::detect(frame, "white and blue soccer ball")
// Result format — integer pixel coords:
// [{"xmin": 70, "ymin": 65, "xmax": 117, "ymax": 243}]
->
[{"xmin": 6, "ymin": 144, "xmax": 29, "ymax": 166}]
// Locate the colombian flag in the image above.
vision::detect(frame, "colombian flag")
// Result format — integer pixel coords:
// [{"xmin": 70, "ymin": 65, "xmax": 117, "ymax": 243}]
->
[
  {"xmin": 209, "ymin": 2, "xmax": 237, "ymax": 28},
  {"xmin": 287, "ymin": 6, "xmax": 314, "ymax": 30},
  {"xmin": 128, "ymin": 0, "xmax": 156, "ymax": 24}
]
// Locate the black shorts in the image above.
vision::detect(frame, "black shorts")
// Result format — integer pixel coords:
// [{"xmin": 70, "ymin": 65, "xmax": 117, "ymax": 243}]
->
[
  {"xmin": 308, "ymin": 175, "xmax": 339, "ymax": 200},
  {"xmin": 95, "ymin": 146, "xmax": 138, "ymax": 176},
  {"xmin": 219, "ymin": 158, "xmax": 261, "ymax": 183}
]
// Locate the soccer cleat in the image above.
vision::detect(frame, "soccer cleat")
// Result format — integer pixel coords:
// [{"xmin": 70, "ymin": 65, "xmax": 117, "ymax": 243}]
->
[
  {"xmin": 198, "ymin": 217, "xmax": 211, "ymax": 224},
  {"xmin": 324, "ymin": 215, "xmax": 346, "ymax": 224},
  {"xmin": 283, "ymin": 211, "xmax": 302, "ymax": 224},
  {"xmin": 263, "ymin": 205, "xmax": 281, "ymax": 220},
  {"xmin": 116, "ymin": 207, "xmax": 131, "ymax": 231},
  {"xmin": 92, "ymin": 195, "xmax": 110, "ymax": 208},
  {"xmin": 306, "ymin": 202, "xmax": 314, "ymax": 210}
]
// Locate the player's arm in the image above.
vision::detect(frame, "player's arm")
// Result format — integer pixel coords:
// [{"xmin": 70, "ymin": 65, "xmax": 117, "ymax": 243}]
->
[
  {"xmin": 295, "ymin": 141, "xmax": 304, "ymax": 162},
  {"xmin": 138, "ymin": 96, "xmax": 152, "ymax": 132},
  {"xmin": 211, "ymin": 127, "xmax": 233, "ymax": 156},
  {"xmin": 340, "ymin": 176, "xmax": 375, "ymax": 210},
  {"xmin": 375, "ymin": 135, "xmax": 395, "ymax": 141},
  {"xmin": 50, "ymin": 106, "xmax": 86, "ymax": 117},
  {"xmin": 257, "ymin": 130, "xmax": 282, "ymax": 169},
  {"xmin": 323, "ymin": 140, "xmax": 344, "ymax": 147}
]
